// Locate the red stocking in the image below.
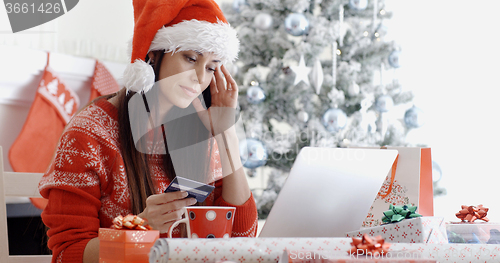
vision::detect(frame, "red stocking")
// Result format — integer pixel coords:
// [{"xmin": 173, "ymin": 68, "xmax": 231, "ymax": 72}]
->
[
  {"xmin": 9, "ymin": 53, "xmax": 80, "ymax": 209},
  {"xmin": 10, "ymin": 57, "xmax": 120, "ymax": 210},
  {"xmin": 88, "ymin": 60, "xmax": 120, "ymax": 101}
]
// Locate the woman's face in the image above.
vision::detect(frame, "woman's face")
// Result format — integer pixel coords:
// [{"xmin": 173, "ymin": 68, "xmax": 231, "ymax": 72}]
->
[{"xmin": 155, "ymin": 50, "xmax": 221, "ymax": 109}]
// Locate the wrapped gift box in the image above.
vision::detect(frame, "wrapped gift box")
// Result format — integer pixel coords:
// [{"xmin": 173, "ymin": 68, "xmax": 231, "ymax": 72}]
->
[
  {"xmin": 346, "ymin": 217, "xmax": 447, "ymax": 244},
  {"xmin": 98, "ymin": 228, "xmax": 159, "ymax": 263},
  {"xmin": 446, "ymin": 222, "xmax": 500, "ymax": 244},
  {"xmin": 151, "ymin": 237, "xmax": 500, "ymax": 262}
]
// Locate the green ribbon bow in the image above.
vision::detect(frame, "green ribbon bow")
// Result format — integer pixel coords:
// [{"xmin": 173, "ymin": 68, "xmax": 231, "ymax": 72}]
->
[{"xmin": 382, "ymin": 204, "xmax": 422, "ymax": 223}]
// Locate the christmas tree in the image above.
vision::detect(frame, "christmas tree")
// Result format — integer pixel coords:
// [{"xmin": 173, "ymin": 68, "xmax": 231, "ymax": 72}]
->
[{"xmin": 222, "ymin": 0, "xmax": 423, "ymax": 219}]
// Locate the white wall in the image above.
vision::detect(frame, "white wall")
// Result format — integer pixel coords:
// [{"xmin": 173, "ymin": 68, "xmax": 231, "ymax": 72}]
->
[
  {"xmin": 0, "ymin": 46, "xmax": 127, "ymax": 173},
  {"xmin": 0, "ymin": 0, "xmax": 133, "ymax": 62},
  {"xmin": 384, "ymin": 0, "xmax": 500, "ymax": 221},
  {"xmin": 0, "ymin": 0, "xmax": 132, "ymax": 172}
]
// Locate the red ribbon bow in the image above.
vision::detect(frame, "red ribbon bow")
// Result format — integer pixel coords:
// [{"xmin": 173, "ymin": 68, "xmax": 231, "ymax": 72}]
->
[
  {"xmin": 455, "ymin": 205, "xmax": 489, "ymax": 222},
  {"xmin": 112, "ymin": 214, "xmax": 152, "ymax": 230},
  {"xmin": 349, "ymin": 233, "xmax": 391, "ymax": 256}
]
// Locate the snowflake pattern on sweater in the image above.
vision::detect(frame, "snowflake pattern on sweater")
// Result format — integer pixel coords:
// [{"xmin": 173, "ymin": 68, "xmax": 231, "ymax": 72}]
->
[
  {"xmin": 41, "ymin": 101, "xmax": 228, "ymax": 222},
  {"xmin": 39, "ymin": 98, "xmax": 258, "ymax": 263}
]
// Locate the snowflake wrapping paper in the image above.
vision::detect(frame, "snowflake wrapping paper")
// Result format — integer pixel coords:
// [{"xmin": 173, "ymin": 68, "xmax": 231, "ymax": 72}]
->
[
  {"xmin": 148, "ymin": 237, "xmax": 500, "ymax": 263},
  {"xmin": 282, "ymin": 249, "xmax": 437, "ymax": 263},
  {"xmin": 346, "ymin": 217, "xmax": 448, "ymax": 244}
]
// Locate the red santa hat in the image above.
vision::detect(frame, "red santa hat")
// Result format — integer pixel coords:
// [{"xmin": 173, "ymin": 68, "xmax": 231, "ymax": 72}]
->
[{"xmin": 122, "ymin": 0, "xmax": 239, "ymax": 94}]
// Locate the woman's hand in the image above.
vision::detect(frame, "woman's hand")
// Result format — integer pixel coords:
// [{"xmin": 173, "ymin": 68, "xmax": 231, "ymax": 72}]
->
[
  {"xmin": 192, "ymin": 64, "xmax": 239, "ymax": 136},
  {"xmin": 138, "ymin": 191, "xmax": 197, "ymax": 234},
  {"xmin": 208, "ymin": 64, "xmax": 238, "ymax": 108}
]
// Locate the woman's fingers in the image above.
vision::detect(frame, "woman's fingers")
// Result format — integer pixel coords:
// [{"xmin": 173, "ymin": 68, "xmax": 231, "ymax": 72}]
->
[
  {"xmin": 220, "ymin": 65, "xmax": 238, "ymax": 92},
  {"xmin": 214, "ymin": 65, "xmax": 227, "ymax": 91},
  {"xmin": 146, "ymin": 196, "xmax": 197, "ymax": 232},
  {"xmin": 146, "ymin": 191, "xmax": 188, "ymax": 206},
  {"xmin": 208, "ymin": 65, "xmax": 238, "ymax": 109},
  {"xmin": 160, "ymin": 196, "xmax": 197, "ymax": 211},
  {"xmin": 159, "ymin": 198, "xmax": 197, "ymax": 232},
  {"xmin": 156, "ymin": 209, "xmax": 185, "ymax": 233},
  {"xmin": 210, "ymin": 74, "xmax": 218, "ymax": 95}
]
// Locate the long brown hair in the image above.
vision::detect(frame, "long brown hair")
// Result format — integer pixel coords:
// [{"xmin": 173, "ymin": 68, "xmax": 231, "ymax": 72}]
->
[{"xmin": 114, "ymin": 50, "xmax": 213, "ymax": 214}]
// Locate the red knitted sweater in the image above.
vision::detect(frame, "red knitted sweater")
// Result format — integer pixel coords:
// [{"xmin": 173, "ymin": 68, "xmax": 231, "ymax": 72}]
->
[{"xmin": 39, "ymin": 98, "xmax": 258, "ymax": 263}]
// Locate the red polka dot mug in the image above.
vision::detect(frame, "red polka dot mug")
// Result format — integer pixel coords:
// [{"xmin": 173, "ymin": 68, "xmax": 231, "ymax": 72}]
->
[{"xmin": 168, "ymin": 206, "xmax": 236, "ymax": 238}]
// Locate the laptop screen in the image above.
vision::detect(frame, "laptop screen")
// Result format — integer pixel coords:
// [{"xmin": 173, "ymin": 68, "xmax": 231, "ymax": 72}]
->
[{"xmin": 258, "ymin": 147, "xmax": 398, "ymax": 237}]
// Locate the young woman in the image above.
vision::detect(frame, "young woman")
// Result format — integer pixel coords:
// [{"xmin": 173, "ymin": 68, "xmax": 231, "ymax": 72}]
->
[{"xmin": 38, "ymin": 0, "xmax": 258, "ymax": 262}]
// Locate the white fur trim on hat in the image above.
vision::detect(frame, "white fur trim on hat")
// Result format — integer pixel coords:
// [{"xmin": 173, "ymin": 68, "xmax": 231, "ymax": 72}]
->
[
  {"xmin": 122, "ymin": 19, "xmax": 239, "ymax": 93},
  {"xmin": 149, "ymin": 19, "xmax": 239, "ymax": 65},
  {"xmin": 122, "ymin": 59, "xmax": 155, "ymax": 94}
]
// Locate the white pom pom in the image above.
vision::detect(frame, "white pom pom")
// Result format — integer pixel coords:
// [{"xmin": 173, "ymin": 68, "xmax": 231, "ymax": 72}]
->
[{"xmin": 121, "ymin": 59, "xmax": 155, "ymax": 94}]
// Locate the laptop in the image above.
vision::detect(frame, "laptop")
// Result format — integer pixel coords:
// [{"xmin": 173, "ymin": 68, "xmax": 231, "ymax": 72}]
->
[{"xmin": 258, "ymin": 147, "xmax": 398, "ymax": 237}]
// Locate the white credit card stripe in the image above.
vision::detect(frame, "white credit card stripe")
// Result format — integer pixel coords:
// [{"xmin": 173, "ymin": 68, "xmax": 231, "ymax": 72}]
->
[{"xmin": 171, "ymin": 183, "xmax": 208, "ymax": 196}]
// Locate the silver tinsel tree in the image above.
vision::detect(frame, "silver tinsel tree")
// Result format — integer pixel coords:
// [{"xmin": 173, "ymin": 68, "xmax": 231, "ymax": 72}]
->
[{"xmin": 223, "ymin": 0, "xmax": 420, "ymax": 219}]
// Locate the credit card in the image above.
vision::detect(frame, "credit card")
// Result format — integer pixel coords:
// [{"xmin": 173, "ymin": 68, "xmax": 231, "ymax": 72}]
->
[{"xmin": 164, "ymin": 176, "xmax": 215, "ymax": 203}]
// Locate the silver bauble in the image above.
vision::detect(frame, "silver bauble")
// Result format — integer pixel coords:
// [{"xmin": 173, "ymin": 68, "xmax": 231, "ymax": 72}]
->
[
  {"xmin": 404, "ymin": 106, "xmax": 425, "ymax": 128},
  {"xmin": 232, "ymin": 0, "xmax": 246, "ymax": 12},
  {"xmin": 254, "ymin": 13, "xmax": 273, "ymax": 30},
  {"xmin": 239, "ymin": 138, "xmax": 268, "ymax": 169},
  {"xmin": 246, "ymin": 85, "xmax": 266, "ymax": 104},
  {"xmin": 432, "ymin": 161, "xmax": 442, "ymax": 183},
  {"xmin": 322, "ymin": 108, "xmax": 347, "ymax": 132},
  {"xmin": 375, "ymin": 95, "xmax": 394, "ymax": 112},
  {"xmin": 297, "ymin": 111, "xmax": 309, "ymax": 122},
  {"xmin": 388, "ymin": 50, "xmax": 402, "ymax": 68},
  {"xmin": 349, "ymin": 0, "xmax": 368, "ymax": 11},
  {"xmin": 347, "ymin": 81, "xmax": 360, "ymax": 96},
  {"xmin": 284, "ymin": 13, "xmax": 310, "ymax": 36}
]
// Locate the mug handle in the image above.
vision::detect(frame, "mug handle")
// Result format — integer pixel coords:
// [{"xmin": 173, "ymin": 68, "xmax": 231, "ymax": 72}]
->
[{"xmin": 167, "ymin": 213, "xmax": 191, "ymax": 238}]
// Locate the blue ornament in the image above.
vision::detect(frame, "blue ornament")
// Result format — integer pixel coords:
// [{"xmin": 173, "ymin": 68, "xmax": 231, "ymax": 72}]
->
[
  {"xmin": 232, "ymin": 0, "xmax": 246, "ymax": 12},
  {"xmin": 246, "ymin": 85, "xmax": 266, "ymax": 104},
  {"xmin": 375, "ymin": 95, "xmax": 394, "ymax": 112},
  {"xmin": 284, "ymin": 13, "xmax": 310, "ymax": 36},
  {"xmin": 404, "ymin": 106, "xmax": 425, "ymax": 128},
  {"xmin": 388, "ymin": 50, "xmax": 401, "ymax": 68},
  {"xmin": 322, "ymin": 108, "xmax": 347, "ymax": 132},
  {"xmin": 432, "ymin": 161, "xmax": 442, "ymax": 183},
  {"xmin": 240, "ymin": 138, "xmax": 268, "ymax": 169},
  {"xmin": 349, "ymin": 0, "xmax": 368, "ymax": 11}
]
